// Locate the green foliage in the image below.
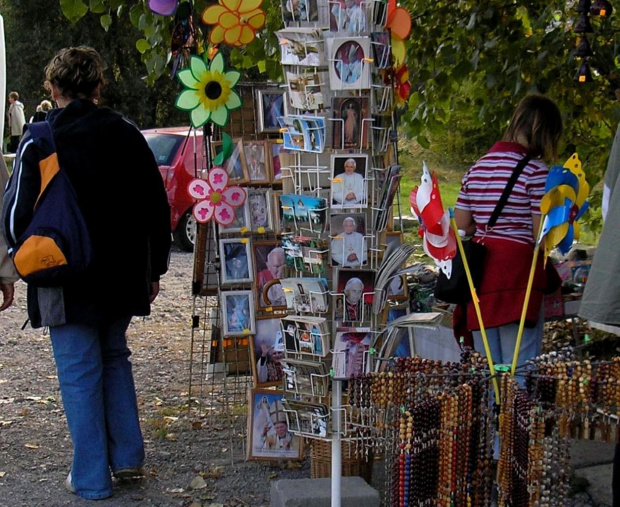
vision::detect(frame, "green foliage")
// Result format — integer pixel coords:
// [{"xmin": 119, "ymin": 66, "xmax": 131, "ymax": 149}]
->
[{"xmin": 1, "ymin": 0, "xmax": 187, "ymax": 128}]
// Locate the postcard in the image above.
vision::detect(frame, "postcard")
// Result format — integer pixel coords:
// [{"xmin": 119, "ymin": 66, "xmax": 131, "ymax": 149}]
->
[
  {"xmin": 279, "ymin": 194, "xmax": 328, "ymax": 233},
  {"xmin": 276, "ymin": 28, "xmax": 325, "ymax": 66},
  {"xmin": 332, "ymin": 96, "xmax": 370, "ymax": 150},
  {"xmin": 332, "ymin": 327, "xmax": 372, "ymax": 379}
]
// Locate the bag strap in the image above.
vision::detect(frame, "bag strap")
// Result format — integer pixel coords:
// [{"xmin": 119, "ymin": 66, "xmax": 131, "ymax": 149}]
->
[{"xmin": 487, "ymin": 154, "xmax": 532, "ymax": 229}]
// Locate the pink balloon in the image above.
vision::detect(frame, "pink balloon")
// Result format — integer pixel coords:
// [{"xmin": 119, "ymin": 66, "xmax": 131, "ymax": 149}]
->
[{"xmin": 149, "ymin": 0, "xmax": 178, "ymax": 16}]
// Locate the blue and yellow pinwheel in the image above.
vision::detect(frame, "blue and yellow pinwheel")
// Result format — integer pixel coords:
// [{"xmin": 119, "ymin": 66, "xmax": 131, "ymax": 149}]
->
[{"xmin": 539, "ymin": 153, "xmax": 590, "ymax": 256}]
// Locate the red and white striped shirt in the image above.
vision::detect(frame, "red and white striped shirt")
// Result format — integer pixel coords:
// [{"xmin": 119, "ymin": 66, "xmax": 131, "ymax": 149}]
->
[{"xmin": 455, "ymin": 141, "xmax": 549, "ymax": 245}]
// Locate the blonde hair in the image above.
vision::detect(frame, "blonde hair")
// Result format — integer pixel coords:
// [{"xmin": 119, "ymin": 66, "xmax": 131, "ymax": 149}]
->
[
  {"xmin": 503, "ymin": 94, "xmax": 563, "ymax": 162},
  {"xmin": 45, "ymin": 46, "xmax": 104, "ymax": 100},
  {"xmin": 39, "ymin": 100, "xmax": 53, "ymax": 112}
]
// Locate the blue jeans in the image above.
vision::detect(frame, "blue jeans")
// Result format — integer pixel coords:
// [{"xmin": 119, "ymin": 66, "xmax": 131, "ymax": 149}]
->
[
  {"xmin": 50, "ymin": 316, "xmax": 144, "ymax": 500},
  {"xmin": 473, "ymin": 307, "xmax": 544, "ymax": 385}
]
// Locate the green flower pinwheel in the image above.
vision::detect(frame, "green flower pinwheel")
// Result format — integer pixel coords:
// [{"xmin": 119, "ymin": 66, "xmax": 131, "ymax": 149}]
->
[{"xmin": 175, "ymin": 52, "xmax": 242, "ymax": 127}]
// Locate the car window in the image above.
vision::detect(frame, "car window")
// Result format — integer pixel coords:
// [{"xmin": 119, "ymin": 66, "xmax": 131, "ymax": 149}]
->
[{"xmin": 144, "ymin": 134, "xmax": 185, "ymax": 166}]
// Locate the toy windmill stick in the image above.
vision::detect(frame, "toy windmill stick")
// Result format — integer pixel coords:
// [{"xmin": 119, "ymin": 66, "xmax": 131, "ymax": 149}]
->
[
  {"xmin": 510, "ymin": 219, "xmax": 544, "ymax": 376},
  {"xmin": 410, "ymin": 163, "xmax": 499, "ymax": 403},
  {"xmin": 510, "ymin": 153, "xmax": 590, "ymax": 376},
  {"xmin": 448, "ymin": 211, "xmax": 500, "ymax": 404}
]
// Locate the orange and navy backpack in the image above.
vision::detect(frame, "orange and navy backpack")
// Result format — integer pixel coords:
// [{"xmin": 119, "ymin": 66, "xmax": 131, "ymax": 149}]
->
[{"xmin": 3, "ymin": 121, "xmax": 92, "ymax": 286}]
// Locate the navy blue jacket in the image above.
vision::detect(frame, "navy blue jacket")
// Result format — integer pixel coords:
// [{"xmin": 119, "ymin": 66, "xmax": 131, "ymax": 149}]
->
[{"xmin": 3, "ymin": 99, "xmax": 171, "ymax": 327}]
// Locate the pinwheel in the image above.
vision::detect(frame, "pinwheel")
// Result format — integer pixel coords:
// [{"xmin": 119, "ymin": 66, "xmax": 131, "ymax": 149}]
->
[
  {"xmin": 188, "ymin": 167, "xmax": 246, "ymax": 226},
  {"xmin": 539, "ymin": 153, "xmax": 590, "ymax": 257},
  {"xmin": 409, "ymin": 162, "xmax": 457, "ymax": 274},
  {"xmin": 175, "ymin": 52, "xmax": 242, "ymax": 128},
  {"xmin": 202, "ymin": 0, "xmax": 266, "ymax": 47}
]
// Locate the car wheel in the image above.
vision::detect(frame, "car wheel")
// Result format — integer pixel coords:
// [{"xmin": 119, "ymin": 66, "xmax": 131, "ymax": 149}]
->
[{"xmin": 174, "ymin": 211, "xmax": 196, "ymax": 252}]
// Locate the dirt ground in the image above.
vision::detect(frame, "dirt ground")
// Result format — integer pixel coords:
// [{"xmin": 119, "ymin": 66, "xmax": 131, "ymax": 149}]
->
[{"xmin": 0, "ymin": 248, "xmax": 311, "ymax": 506}]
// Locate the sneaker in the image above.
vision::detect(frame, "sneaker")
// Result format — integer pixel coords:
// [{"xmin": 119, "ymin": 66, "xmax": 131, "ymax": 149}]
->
[
  {"xmin": 65, "ymin": 472, "xmax": 75, "ymax": 494},
  {"xmin": 113, "ymin": 467, "xmax": 145, "ymax": 480}
]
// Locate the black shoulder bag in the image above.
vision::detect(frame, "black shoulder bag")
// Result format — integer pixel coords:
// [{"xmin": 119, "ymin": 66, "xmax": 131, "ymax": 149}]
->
[{"xmin": 434, "ymin": 155, "xmax": 532, "ymax": 304}]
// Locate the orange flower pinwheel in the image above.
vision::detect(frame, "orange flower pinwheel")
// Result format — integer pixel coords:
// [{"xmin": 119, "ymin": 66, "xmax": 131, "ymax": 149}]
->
[{"xmin": 202, "ymin": 0, "xmax": 266, "ymax": 47}]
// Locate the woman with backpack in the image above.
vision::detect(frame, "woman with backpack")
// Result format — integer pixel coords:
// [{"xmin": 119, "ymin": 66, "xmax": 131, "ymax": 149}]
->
[{"xmin": 2, "ymin": 46, "xmax": 171, "ymax": 500}]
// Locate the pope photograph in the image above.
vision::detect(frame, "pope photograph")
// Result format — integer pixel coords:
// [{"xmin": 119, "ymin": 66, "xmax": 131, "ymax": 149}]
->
[
  {"xmin": 331, "ymin": 154, "xmax": 368, "ymax": 208},
  {"xmin": 330, "ymin": 213, "xmax": 367, "ymax": 267}
]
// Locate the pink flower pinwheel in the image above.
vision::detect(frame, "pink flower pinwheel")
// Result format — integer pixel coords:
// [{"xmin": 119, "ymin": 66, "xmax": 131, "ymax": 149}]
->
[{"xmin": 188, "ymin": 167, "xmax": 246, "ymax": 226}]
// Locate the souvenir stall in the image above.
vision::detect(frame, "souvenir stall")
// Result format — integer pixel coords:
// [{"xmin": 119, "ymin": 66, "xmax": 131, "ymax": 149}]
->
[{"xmin": 154, "ymin": 0, "xmax": 620, "ymax": 505}]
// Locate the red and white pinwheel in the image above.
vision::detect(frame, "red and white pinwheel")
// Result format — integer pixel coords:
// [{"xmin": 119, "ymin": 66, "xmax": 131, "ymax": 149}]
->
[
  {"xmin": 188, "ymin": 167, "xmax": 246, "ymax": 226},
  {"xmin": 410, "ymin": 162, "xmax": 457, "ymax": 275}
]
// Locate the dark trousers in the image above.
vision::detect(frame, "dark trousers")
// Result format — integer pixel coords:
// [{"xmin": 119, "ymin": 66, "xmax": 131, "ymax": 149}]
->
[{"xmin": 8, "ymin": 135, "xmax": 20, "ymax": 153}]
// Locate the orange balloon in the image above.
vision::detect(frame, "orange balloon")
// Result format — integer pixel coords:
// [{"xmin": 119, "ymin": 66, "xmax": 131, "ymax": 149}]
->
[{"xmin": 386, "ymin": 7, "xmax": 412, "ymax": 40}]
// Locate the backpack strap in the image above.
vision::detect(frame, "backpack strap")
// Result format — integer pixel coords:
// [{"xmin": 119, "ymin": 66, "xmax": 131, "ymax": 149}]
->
[
  {"xmin": 26, "ymin": 121, "xmax": 61, "ymax": 205},
  {"xmin": 26, "ymin": 121, "xmax": 57, "ymax": 161}
]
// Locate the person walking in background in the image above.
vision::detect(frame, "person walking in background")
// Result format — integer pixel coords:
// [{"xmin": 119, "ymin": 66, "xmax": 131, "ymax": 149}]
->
[
  {"xmin": 29, "ymin": 99, "xmax": 53, "ymax": 123},
  {"xmin": 0, "ymin": 149, "xmax": 18, "ymax": 311},
  {"xmin": 2, "ymin": 47, "xmax": 171, "ymax": 500},
  {"xmin": 6, "ymin": 91, "xmax": 26, "ymax": 153},
  {"xmin": 454, "ymin": 94, "xmax": 563, "ymax": 374},
  {"xmin": 579, "ymin": 120, "xmax": 620, "ymax": 507}
]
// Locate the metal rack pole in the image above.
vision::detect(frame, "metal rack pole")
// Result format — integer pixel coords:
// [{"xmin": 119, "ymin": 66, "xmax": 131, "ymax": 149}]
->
[{"xmin": 331, "ymin": 379, "xmax": 342, "ymax": 507}]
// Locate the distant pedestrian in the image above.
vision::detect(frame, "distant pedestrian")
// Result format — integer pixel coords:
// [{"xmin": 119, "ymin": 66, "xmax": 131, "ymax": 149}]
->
[
  {"xmin": 6, "ymin": 91, "xmax": 26, "ymax": 153},
  {"xmin": 29, "ymin": 99, "xmax": 53, "ymax": 123}
]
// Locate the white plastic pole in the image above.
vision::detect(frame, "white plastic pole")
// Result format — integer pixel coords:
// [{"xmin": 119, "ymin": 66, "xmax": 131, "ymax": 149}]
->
[
  {"xmin": 331, "ymin": 379, "xmax": 342, "ymax": 507},
  {"xmin": 0, "ymin": 15, "xmax": 6, "ymax": 145}
]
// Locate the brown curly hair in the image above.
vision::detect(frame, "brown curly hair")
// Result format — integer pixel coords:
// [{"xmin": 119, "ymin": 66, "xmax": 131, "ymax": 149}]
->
[{"xmin": 44, "ymin": 46, "xmax": 105, "ymax": 100}]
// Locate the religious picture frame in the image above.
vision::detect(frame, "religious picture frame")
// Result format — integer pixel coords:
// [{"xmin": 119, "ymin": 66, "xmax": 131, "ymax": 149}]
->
[
  {"xmin": 219, "ymin": 238, "xmax": 254, "ymax": 285},
  {"xmin": 269, "ymin": 140, "xmax": 285, "ymax": 183},
  {"xmin": 247, "ymin": 388, "xmax": 303, "ymax": 461},
  {"xmin": 220, "ymin": 199, "xmax": 251, "ymax": 234},
  {"xmin": 257, "ymin": 89, "xmax": 289, "ymax": 133},
  {"xmin": 330, "ymin": 153, "xmax": 368, "ymax": 209},
  {"xmin": 243, "ymin": 140, "xmax": 271, "ymax": 184},
  {"xmin": 253, "ymin": 241, "xmax": 287, "ymax": 313},
  {"xmin": 247, "ymin": 188, "xmax": 273, "ymax": 232},
  {"xmin": 221, "ymin": 290, "xmax": 256, "ymax": 337},
  {"xmin": 211, "ymin": 138, "xmax": 250, "ymax": 184},
  {"xmin": 250, "ymin": 318, "xmax": 286, "ymax": 388}
]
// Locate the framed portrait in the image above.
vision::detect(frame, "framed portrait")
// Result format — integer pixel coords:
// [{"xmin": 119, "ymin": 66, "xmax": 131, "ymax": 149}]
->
[
  {"xmin": 269, "ymin": 141, "xmax": 284, "ymax": 182},
  {"xmin": 247, "ymin": 388, "xmax": 303, "ymax": 461},
  {"xmin": 221, "ymin": 290, "xmax": 256, "ymax": 336},
  {"xmin": 243, "ymin": 140, "xmax": 271, "ymax": 184},
  {"xmin": 326, "ymin": 37, "xmax": 371, "ymax": 90},
  {"xmin": 330, "ymin": 212, "xmax": 368, "ymax": 267},
  {"xmin": 250, "ymin": 318, "xmax": 286, "ymax": 388},
  {"xmin": 330, "ymin": 153, "xmax": 368, "ymax": 209},
  {"xmin": 212, "ymin": 138, "xmax": 249, "ymax": 184},
  {"xmin": 247, "ymin": 189, "xmax": 273, "ymax": 232},
  {"xmin": 219, "ymin": 238, "xmax": 254, "ymax": 285},
  {"xmin": 253, "ymin": 241, "xmax": 287, "ymax": 311},
  {"xmin": 387, "ymin": 274, "xmax": 409, "ymax": 301},
  {"xmin": 220, "ymin": 200, "xmax": 251, "ymax": 234},
  {"xmin": 336, "ymin": 269, "xmax": 376, "ymax": 323},
  {"xmin": 257, "ymin": 90, "xmax": 289, "ymax": 133},
  {"xmin": 272, "ymin": 190, "xmax": 283, "ymax": 232},
  {"xmin": 281, "ymin": 0, "xmax": 319, "ymax": 23},
  {"xmin": 332, "ymin": 96, "xmax": 369, "ymax": 150},
  {"xmin": 379, "ymin": 230, "xmax": 403, "ymax": 260}
]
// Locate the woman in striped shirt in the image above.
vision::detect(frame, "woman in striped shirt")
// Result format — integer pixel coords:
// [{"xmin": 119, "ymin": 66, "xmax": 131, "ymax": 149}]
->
[{"xmin": 454, "ymin": 94, "xmax": 563, "ymax": 375}]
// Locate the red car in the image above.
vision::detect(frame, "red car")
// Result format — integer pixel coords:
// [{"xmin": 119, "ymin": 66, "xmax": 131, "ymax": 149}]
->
[{"xmin": 142, "ymin": 127, "xmax": 204, "ymax": 251}]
